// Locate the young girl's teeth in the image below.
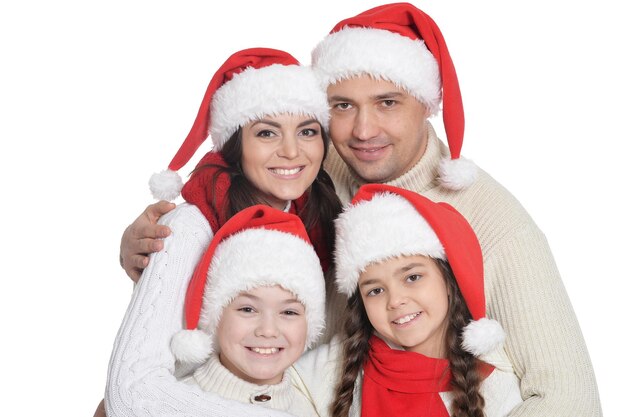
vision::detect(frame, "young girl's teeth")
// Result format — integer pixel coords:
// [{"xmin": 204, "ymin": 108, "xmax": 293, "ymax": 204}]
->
[{"xmin": 251, "ymin": 347, "xmax": 279, "ymax": 354}]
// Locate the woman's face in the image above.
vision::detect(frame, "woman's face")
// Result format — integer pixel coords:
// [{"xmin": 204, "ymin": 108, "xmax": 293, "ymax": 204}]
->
[
  {"xmin": 241, "ymin": 113, "xmax": 325, "ymax": 210},
  {"xmin": 358, "ymin": 255, "xmax": 449, "ymax": 358},
  {"xmin": 217, "ymin": 285, "xmax": 308, "ymax": 385}
]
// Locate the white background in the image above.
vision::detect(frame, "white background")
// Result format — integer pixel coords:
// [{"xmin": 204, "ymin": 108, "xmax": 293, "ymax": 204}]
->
[{"xmin": 1, "ymin": 1, "xmax": 623, "ymax": 415}]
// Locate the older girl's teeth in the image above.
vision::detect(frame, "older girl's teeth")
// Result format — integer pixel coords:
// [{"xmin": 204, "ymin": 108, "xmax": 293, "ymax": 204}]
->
[
  {"xmin": 394, "ymin": 313, "xmax": 418, "ymax": 324},
  {"xmin": 271, "ymin": 168, "xmax": 301, "ymax": 175},
  {"xmin": 251, "ymin": 347, "xmax": 279, "ymax": 355}
]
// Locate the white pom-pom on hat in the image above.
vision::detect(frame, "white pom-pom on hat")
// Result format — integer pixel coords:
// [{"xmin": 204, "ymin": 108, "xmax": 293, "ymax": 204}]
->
[
  {"xmin": 461, "ymin": 317, "xmax": 506, "ymax": 356},
  {"xmin": 438, "ymin": 157, "xmax": 478, "ymax": 191},
  {"xmin": 149, "ymin": 169, "xmax": 183, "ymax": 201},
  {"xmin": 170, "ymin": 328, "xmax": 213, "ymax": 364}
]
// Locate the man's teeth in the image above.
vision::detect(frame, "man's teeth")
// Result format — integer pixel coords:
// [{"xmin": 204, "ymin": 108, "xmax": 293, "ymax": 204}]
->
[
  {"xmin": 251, "ymin": 347, "xmax": 279, "ymax": 354},
  {"xmin": 271, "ymin": 167, "xmax": 301, "ymax": 175},
  {"xmin": 394, "ymin": 313, "xmax": 418, "ymax": 324}
]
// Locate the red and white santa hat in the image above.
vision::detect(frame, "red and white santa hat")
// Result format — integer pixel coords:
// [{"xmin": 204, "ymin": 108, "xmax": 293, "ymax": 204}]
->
[
  {"xmin": 312, "ymin": 3, "xmax": 477, "ymax": 190},
  {"xmin": 334, "ymin": 184, "xmax": 504, "ymax": 357},
  {"xmin": 170, "ymin": 205, "xmax": 326, "ymax": 364},
  {"xmin": 149, "ymin": 48, "xmax": 330, "ymax": 201}
]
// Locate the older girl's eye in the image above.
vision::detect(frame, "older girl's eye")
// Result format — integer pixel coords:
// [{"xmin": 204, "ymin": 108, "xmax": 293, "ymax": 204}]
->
[
  {"xmin": 366, "ymin": 287, "xmax": 384, "ymax": 297},
  {"xmin": 406, "ymin": 274, "xmax": 422, "ymax": 283}
]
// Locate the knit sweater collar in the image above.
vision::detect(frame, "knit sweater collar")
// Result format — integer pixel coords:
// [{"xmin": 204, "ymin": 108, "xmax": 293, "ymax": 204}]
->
[
  {"xmin": 192, "ymin": 354, "xmax": 296, "ymax": 410},
  {"xmin": 348, "ymin": 122, "xmax": 445, "ymax": 198}
]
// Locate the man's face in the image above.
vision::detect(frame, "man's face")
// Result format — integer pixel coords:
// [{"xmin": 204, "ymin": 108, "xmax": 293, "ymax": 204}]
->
[{"xmin": 327, "ymin": 76, "xmax": 430, "ymax": 183}]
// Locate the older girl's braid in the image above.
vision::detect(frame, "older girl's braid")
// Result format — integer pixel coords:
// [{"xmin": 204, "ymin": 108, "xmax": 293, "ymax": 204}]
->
[
  {"xmin": 330, "ymin": 293, "xmax": 372, "ymax": 417},
  {"xmin": 437, "ymin": 259, "xmax": 486, "ymax": 417}
]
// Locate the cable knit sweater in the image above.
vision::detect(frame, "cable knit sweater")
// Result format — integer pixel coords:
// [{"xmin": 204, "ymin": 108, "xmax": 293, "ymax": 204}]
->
[
  {"xmin": 291, "ymin": 335, "xmax": 523, "ymax": 417},
  {"xmin": 323, "ymin": 123, "xmax": 602, "ymax": 417},
  {"xmin": 185, "ymin": 355, "xmax": 320, "ymax": 417}
]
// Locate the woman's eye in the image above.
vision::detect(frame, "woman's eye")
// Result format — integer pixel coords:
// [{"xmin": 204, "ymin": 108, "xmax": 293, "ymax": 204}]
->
[
  {"xmin": 299, "ymin": 128, "xmax": 319, "ymax": 137},
  {"xmin": 257, "ymin": 130, "xmax": 276, "ymax": 138}
]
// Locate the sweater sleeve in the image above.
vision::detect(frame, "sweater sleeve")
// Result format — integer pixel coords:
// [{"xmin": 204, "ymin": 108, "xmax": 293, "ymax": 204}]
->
[
  {"xmin": 484, "ymin": 223, "xmax": 602, "ymax": 417},
  {"xmin": 105, "ymin": 203, "xmax": 295, "ymax": 417}
]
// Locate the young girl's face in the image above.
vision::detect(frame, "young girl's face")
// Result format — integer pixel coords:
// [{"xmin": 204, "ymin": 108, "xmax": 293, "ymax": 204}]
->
[
  {"xmin": 358, "ymin": 254, "xmax": 449, "ymax": 358},
  {"xmin": 241, "ymin": 113, "xmax": 325, "ymax": 210},
  {"xmin": 216, "ymin": 285, "xmax": 308, "ymax": 385}
]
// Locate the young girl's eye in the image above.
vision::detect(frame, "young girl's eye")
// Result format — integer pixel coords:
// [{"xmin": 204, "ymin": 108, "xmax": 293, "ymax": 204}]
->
[
  {"xmin": 282, "ymin": 309, "xmax": 301, "ymax": 316},
  {"xmin": 366, "ymin": 287, "xmax": 384, "ymax": 297}
]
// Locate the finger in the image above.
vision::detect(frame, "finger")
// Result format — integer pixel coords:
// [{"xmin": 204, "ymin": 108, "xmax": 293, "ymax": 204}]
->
[
  {"xmin": 134, "ymin": 222, "xmax": 171, "ymax": 240},
  {"xmin": 146, "ymin": 201, "xmax": 176, "ymax": 222},
  {"xmin": 128, "ymin": 267, "xmax": 143, "ymax": 284}
]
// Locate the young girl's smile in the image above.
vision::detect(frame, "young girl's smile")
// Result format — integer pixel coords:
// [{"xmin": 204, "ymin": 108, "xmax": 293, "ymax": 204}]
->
[
  {"xmin": 358, "ymin": 254, "xmax": 449, "ymax": 358},
  {"xmin": 216, "ymin": 285, "xmax": 308, "ymax": 385}
]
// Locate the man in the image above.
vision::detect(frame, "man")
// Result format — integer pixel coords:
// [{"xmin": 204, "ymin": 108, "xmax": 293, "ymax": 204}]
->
[{"xmin": 117, "ymin": 3, "xmax": 601, "ymax": 417}]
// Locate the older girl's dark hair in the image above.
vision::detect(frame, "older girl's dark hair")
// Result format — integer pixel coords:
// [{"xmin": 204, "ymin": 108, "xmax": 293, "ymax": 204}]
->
[
  {"xmin": 197, "ymin": 125, "xmax": 342, "ymax": 259},
  {"xmin": 330, "ymin": 258, "xmax": 486, "ymax": 417}
]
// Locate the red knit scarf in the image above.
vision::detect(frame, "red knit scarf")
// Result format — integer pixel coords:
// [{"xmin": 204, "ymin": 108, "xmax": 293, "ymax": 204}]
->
[
  {"xmin": 180, "ymin": 151, "xmax": 331, "ymax": 271},
  {"xmin": 362, "ymin": 335, "xmax": 495, "ymax": 417}
]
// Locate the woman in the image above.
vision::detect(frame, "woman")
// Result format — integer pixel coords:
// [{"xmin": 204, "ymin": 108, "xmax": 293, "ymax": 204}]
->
[{"xmin": 103, "ymin": 48, "xmax": 341, "ymax": 417}]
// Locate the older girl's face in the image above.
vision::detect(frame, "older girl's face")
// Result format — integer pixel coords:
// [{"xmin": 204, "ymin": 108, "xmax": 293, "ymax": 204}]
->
[
  {"xmin": 358, "ymin": 255, "xmax": 449, "ymax": 358},
  {"xmin": 241, "ymin": 113, "xmax": 325, "ymax": 210}
]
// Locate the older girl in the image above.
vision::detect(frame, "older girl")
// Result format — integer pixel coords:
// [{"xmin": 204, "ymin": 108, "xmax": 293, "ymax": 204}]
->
[{"xmin": 293, "ymin": 184, "xmax": 522, "ymax": 417}]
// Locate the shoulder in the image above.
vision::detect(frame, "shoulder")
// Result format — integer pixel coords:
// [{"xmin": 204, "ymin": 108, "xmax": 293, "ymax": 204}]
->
[{"xmin": 158, "ymin": 202, "xmax": 212, "ymax": 233}]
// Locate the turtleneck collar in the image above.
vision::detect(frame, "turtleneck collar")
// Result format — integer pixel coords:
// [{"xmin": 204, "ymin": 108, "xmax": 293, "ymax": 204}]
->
[{"xmin": 192, "ymin": 354, "xmax": 297, "ymax": 410}]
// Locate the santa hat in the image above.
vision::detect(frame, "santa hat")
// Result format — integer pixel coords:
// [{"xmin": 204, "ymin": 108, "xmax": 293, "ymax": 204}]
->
[
  {"xmin": 149, "ymin": 48, "xmax": 330, "ymax": 201},
  {"xmin": 170, "ymin": 205, "xmax": 326, "ymax": 364},
  {"xmin": 334, "ymin": 184, "xmax": 504, "ymax": 357},
  {"xmin": 312, "ymin": 3, "xmax": 477, "ymax": 190}
]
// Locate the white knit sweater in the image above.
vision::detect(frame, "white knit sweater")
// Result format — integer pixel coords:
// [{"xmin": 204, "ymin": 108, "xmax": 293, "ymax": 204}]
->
[
  {"xmin": 105, "ymin": 203, "xmax": 296, "ymax": 417},
  {"xmin": 323, "ymin": 123, "xmax": 602, "ymax": 416},
  {"xmin": 186, "ymin": 355, "xmax": 320, "ymax": 416}
]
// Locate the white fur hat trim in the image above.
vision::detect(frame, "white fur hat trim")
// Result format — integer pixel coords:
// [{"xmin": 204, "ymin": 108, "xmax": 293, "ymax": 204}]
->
[
  {"xmin": 312, "ymin": 27, "xmax": 441, "ymax": 114},
  {"xmin": 210, "ymin": 64, "xmax": 330, "ymax": 151},
  {"xmin": 461, "ymin": 317, "xmax": 506, "ymax": 357},
  {"xmin": 199, "ymin": 228, "xmax": 326, "ymax": 349},
  {"xmin": 170, "ymin": 328, "xmax": 214, "ymax": 364},
  {"xmin": 335, "ymin": 192, "xmax": 445, "ymax": 297},
  {"xmin": 149, "ymin": 169, "xmax": 183, "ymax": 201},
  {"xmin": 438, "ymin": 156, "xmax": 478, "ymax": 191}
]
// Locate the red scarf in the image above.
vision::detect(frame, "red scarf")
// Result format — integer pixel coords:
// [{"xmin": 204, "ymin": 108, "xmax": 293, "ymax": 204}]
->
[
  {"xmin": 180, "ymin": 152, "xmax": 331, "ymax": 271},
  {"xmin": 362, "ymin": 335, "xmax": 495, "ymax": 417}
]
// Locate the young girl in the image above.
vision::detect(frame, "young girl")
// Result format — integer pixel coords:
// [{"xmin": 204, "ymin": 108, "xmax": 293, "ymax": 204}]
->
[
  {"xmin": 172, "ymin": 204, "xmax": 326, "ymax": 415},
  {"xmin": 293, "ymin": 184, "xmax": 522, "ymax": 417},
  {"xmin": 104, "ymin": 49, "xmax": 341, "ymax": 417}
]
